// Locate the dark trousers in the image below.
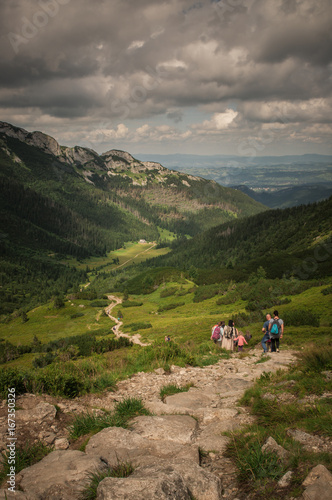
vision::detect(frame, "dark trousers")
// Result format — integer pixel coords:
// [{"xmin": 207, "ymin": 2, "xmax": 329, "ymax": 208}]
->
[{"xmin": 271, "ymin": 338, "xmax": 280, "ymax": 351}]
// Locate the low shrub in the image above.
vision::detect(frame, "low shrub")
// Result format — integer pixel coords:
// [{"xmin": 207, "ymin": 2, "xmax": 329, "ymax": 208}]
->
[
  {"xmin": 125, "ymin": 322, "xmax": 152, "ymax": 332},
  {"xmin": 321, "ymin": 285, "xmax": 332, "ymax": 295},
  {"xmin": 158, "ymin": 302, "xmax": 185, "ymax": 312},
  {"xmin": 216, "ymin": 292, "xmax": 240, "ymax": 305},
  {"xmin": 160, "ymin": 287, "xmax": 177, "ymax": 298},
  {"xmin": 33, "ymin": 352, "xmax": 57, "ymax": 368},
  {"xmin": 232, "ymin": 311, "xmax": 263, "ymax": 327},
  {"xmin": 36, "ymin": 369, "xmax": 85, "ymax": 398},
  {"xmin": 70, "ymin": 312, "xmax": 85, "ymax": 319},
  {"xmin": 0, "ymin": 368, "xmax": 32, "ymax": 398},
  {"xmin": 89, "ymin": 300, "xmax": 109, "ymax": 308},
  {"xmin": 193, "ymin": 284, "xmax": 223, "ymax": 303},
  {"xmin": 297, "ymin": 344, "xmax": 332, "ymax": 372},
  {"xmin": 122, "ymin": 300, "xmax": 143, "ymax": 307},
  {"xmin": 283, "ymin": 309, "xmax": 320, "ymax": 327}
]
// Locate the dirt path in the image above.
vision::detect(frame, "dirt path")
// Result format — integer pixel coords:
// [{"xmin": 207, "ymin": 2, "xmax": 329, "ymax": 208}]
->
[
  {"xmin": 113, "ymin": 243, "xmax": 157, "ymax": 270},
  {"xmin": 105, "ymin": 294, "xmax": 150, "ymax": 346}
]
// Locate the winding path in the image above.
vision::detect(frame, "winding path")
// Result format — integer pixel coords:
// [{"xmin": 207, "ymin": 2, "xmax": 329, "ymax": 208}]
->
[
  {"xmin": 105, "ymin": 294, "xmax": 150, "ymax": 346},
  {"xmin": 113, "ymin": 243, "xmax": 157, "ymax": 270}
]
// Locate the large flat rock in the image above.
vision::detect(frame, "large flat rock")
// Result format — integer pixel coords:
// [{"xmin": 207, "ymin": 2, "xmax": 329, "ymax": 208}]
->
[
  {"xmin": 16, "ymin": 402, "xmax": 56, "ymax": 423},
  {"xmin": 131, "ymin": 415, "xmax": 198, "ymax": 444},
  {"xmin": 97, "ymin": 468, "xmax": 190, "ymax": 500},
  {"xmin": 302, "ymin": 465, "xmax": 332, "ymax": 500},
  {"xmin": 213, "ymin": 377, "xmax": 253, "ymax": 396},
  {"xmin": 97, "ymin": 460, "xmax": 222, "ymax": 500},
  {"xmin": 193, "ymin": 407, "xmax": 238, "ymax": 424},
  {"xmin": 195, "ymin": 421, "xmax": 231, "ymax": 453},
  {"xmin": 145, "ymin": 399, "xmax": 191, "ymax": 415},
  {"xmin": 85, "ymin": 426, "xmax": 199, "ymax": 466},
  {"xmin": 0, "ymin": 491, "xmax": 32, "ymax": 500},
  {"xmin": 164, "ymin": 389, "xmax": 216, "ymax": 410},
  {"xmin": 16, "ymin": 450, "xmax": 106, "ymax": 499}
]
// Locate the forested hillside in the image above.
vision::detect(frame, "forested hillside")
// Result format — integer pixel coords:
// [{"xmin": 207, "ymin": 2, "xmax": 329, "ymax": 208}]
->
[
  {"xmin": 146, "ymin": 197, "xmax": 332, "ymax": 281},
  {"xmin": 0, "ymin": 121, "xmax": 264, "ymax": 314}
]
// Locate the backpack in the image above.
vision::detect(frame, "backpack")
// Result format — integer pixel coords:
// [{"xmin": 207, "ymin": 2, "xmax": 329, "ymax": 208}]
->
[
  {"xmin": 223, "ymin": 325, "xmax": 235, "ymax": 339},
  {"xmin": 270, "ymin": 319, "xmax": 281, "ymax": 338},
  {"xmin": 212, "ymin": 325, "xmax": 221, "ymax": 340}
]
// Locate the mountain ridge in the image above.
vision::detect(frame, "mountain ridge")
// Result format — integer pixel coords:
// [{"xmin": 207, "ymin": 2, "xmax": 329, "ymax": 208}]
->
[{"xmin": 0, "ymin": 120, "xmax": 265, "ymax": 314}]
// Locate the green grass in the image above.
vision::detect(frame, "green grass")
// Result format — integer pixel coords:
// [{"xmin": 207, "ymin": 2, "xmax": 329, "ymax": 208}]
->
[
  {"xmin": 1, "ymin": 276, "xmax": 331, "ymax": 402},
  {"xmin": 226, "ymin": 345, "xmax": 332, "ymax": 498},
  {"xmin": 80, "ymin": 462, "xmax": 134, "ymax": 500},
  {"xmin": 160, "ymin": 383, "xmax": 194, "ymax": 401},
  {"xmin": 69, "ymin": 397, "xmax": 151, "ymax": 440},
  {"xmin": 0, "ymin": 441, "xmax": 53, "ymax": 486},
  {"xmin": 0, "ymin": 298, "xmax": 115, "ymax": 348}
]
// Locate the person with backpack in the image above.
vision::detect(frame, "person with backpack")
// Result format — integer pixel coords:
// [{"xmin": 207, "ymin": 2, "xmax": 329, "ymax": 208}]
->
[
  {"xmin": 222, "ymin": 320, "xmax": 238, "ymax": 351},
  {"xmin": 211, "ymin": 321, "xmax": 223, "ymax": 345},
  {"xmin": 261, "ymin": 313, "xmax": 272, "ymax": 354},
  {"xmin": 268, "ymin": 310, "xmax": 284, "ymax": 352}
]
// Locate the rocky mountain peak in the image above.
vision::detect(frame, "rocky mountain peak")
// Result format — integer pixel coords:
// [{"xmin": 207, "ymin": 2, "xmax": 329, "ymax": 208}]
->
[{"xmin": 0, "ymin": 121, "xmax": 61, "ymax": 157}]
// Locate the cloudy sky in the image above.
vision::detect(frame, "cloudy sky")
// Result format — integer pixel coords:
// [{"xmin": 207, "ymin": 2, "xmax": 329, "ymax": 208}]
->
[{"xmin": 1, "ymin": 0, "xmax": 332, "ymax": 155}]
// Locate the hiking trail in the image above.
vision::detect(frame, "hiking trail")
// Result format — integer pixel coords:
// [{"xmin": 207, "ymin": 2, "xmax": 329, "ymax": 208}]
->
[{"xmin": 105, "ymin": 294, "xmax": 150, "ymax": 346}]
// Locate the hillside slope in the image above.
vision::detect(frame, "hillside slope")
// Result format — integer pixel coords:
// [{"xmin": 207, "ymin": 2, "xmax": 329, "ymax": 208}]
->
[
  {"xmin": 0, "ymin": 121, "xmax": 265, "ymax": 241},
  {"xmin": 147, "ymin": 197, "xmax": 332, "ymax": 280},
  {"xmin": 0, "ymin": 121, "xmax": 264, "ymax": 313}
]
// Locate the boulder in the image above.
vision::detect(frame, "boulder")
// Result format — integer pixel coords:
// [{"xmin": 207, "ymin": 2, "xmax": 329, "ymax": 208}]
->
[
  {"xmin": 287, "ymin": 429, "xmax": 332, "ymax": 453},
  {"xmin": 164, "ymin": 389, "xmax": 215, "ymax": 410},
  {"xmin": 302, "ymin": 465, "xmax": 332, "ymax": 500},
  {"xmin": 131, "ymin": 415, "xmax": 198, "ymax": 444},
  {"xmin": 16, "ymin": 450, "xmax": 106, "ymax": 499},
  {"xmin": 85, "ymin": 426, "xmax": 199, "ymax": 467},
  {"xmin": 213, "ymin": 378, "xmax": 253, "ymax": 396},
  {"xmin": 278, "ymin": 471, "xmax": 294, "ymax": 488},
  {"xmin": 97, "ymin": 461, "xmax": 222, "ymax": 500},
  {"xmin": 54, "ymin": 437, "xmax": 70, "ymax": 450},
  {"xmin": 193, "ymin": 407, "xmax": 238, "ymax": 425},
  {"xmin": 145, "ymin": 399, "xmax": 190, "ymax": 415},
  {"xmin": 17, "ymin": 402, "xmax": 56, "ymax": 423},
  {"xmin": 261, "ymin": 437, "xmax": 290, "ymax": 460}
]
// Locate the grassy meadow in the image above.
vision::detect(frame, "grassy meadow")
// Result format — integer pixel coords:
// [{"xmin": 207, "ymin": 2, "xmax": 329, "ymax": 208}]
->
[
  {"xmin": 62, "ymin": 241, "xmax": 170, "ymax": 274},
  {"xmin": 1, "ymin": 242, "xmax": 331, "ymax": 397},
  {"xmin": 1, "ymin": 261, "xmax": 331, "ymax": 395}
]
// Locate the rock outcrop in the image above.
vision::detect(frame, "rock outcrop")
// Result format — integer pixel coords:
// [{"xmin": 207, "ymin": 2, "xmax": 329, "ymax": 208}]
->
[{"xmin": 2, "ymin": 350, "xmax": 331, "ymax": 499}]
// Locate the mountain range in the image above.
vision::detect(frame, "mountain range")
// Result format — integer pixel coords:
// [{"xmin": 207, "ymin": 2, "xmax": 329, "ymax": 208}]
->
[
  {"xmin": 0, "ymin": 121, "xmax": 263, "ymax": 313},
  {"xmin": 136, "ymin": 153, "xmax": 332, "ymax": 208}
]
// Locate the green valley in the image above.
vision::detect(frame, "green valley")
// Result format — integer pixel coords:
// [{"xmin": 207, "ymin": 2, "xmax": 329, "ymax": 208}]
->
[{"xmin": 0, "ymin": 123, "xmax": 332, "ymax": 500}]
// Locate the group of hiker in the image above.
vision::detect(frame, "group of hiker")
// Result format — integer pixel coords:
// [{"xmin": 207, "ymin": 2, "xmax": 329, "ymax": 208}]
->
[
  {"xmin": 211, "ymin": 310, "xmax": 284, "ymax": 353},
  {"xmin": 211, "ymin": 320, "xmax": 249, "ymax": 352}
]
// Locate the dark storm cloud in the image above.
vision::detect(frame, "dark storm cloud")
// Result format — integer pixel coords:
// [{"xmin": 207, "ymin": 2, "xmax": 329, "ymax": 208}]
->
[{"xmin": 0, "ymin": 0, "xmax": 331, "ymax": 151}]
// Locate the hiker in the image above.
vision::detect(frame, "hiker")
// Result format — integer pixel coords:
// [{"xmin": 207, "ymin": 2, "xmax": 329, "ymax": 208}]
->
[
  {"xmin": 165, "ymin": 335, "xmax": 171, "ymax": 342},
  {"xmin": 268, "ymin": 310, "xmax": 284, "ymax": 352},
  {"xmin": 261, "ymin": 313, "xmax": 272, "ymax": 353},
  {"xmin": 211, "ymin": 321, "xmax": 222, "ymax": 345},
  {"xmin": 234, "ymin": 331, "xmax": 248, "ymax": 352},
  {"xmin": 222, "ymin": 320, "xmax": 238, "ymax": 351}
]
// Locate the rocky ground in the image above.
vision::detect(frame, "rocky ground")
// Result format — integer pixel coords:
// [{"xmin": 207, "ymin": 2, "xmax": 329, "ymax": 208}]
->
[{"xmin": 0, "ymin": 348, "xmax": 331, "ymax": 499}]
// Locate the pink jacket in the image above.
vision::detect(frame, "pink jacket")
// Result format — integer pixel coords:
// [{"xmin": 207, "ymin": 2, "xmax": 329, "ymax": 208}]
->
[{"xmin": 234, "ymin": 335, "xmax": 248, "ymax": 347}]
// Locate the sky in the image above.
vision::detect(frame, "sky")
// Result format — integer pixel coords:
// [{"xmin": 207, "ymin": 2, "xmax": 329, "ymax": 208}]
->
[{"xmin": 1, "ymin": 0, "xmax": 332, "ymax": 156}]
